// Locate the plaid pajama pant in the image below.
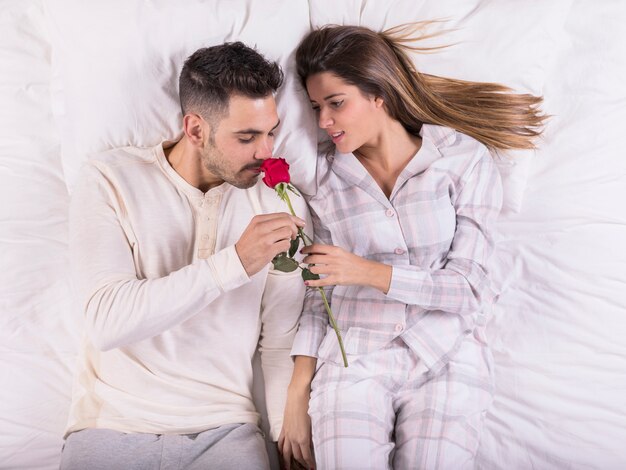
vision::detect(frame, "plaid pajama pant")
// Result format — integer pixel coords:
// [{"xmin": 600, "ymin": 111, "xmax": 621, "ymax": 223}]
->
[{"xmin": 308, "ymin": 327, "xmax": 494, "ymax": 470}]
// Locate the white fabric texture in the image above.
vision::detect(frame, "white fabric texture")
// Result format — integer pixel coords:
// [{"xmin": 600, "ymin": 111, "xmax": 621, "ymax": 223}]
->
[
  {"xmin": 478, "ymin": 1, "xmax": 626, "ymax": 468},
  {"xmin": 0, "ymin": 2, "xmax": 77, "ymax": 469},
  {"xmin": 2, "ymin": 0, "xmax": 626, "ymax": 469}
]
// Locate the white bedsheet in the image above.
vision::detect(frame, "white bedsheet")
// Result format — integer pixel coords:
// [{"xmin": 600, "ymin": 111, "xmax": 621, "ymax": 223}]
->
[
  {"xmin": 1, "ymin": 1, "xmax": 625, "ymax": 469},
  {"xmin": 0, "ymin": 2, "xmax": 78, "ymax": 468},
  {"xmin": 480, "ymin": 2, "xmax": 626, "ymax": 467}
]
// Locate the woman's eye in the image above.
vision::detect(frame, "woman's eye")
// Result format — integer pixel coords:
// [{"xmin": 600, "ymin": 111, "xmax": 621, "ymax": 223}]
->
[
  {"xmin": 312, "ymin": 106, "xmax": 320, "ymax": 112},
  {"xmin": 331, "ymin": 100, "xmax": 344, "ymax": 108}
]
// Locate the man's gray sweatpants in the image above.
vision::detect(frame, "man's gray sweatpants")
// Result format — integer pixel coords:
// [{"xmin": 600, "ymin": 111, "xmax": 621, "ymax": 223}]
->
[{"xmin": 60, "ymin": 423, "xmax": 270, "ymax": 470}]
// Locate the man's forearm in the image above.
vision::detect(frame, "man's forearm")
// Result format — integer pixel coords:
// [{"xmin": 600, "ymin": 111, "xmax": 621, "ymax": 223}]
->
[{"xmin": 80, "ymin": 245, "xmax": 249, "ymax": 350}]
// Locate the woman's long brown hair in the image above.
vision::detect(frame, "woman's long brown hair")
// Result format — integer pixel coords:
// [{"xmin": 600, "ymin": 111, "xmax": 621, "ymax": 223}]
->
[{"xmin": 295, "ymin": 24, "xmax": 546, "ymax": 151}]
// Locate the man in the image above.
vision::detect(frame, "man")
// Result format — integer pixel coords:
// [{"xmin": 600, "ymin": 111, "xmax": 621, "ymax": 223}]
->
[{"xmin": 61, "ymin": 42, "xmax": 309, "ymax": 469}]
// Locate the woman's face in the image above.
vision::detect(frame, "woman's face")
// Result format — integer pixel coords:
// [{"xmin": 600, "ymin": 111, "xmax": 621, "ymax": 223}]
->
[{"xmin": 306, "ymin": 72, "xmax": 384, "ymax": 154}]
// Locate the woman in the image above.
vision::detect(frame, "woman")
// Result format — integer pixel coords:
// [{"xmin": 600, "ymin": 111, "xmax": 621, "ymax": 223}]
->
[{"xmin": 278, "ymin": 25, "xmax": 544, "ymax": 470}]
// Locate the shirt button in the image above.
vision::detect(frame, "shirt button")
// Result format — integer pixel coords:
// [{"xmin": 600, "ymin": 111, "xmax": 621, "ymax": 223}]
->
[
  {"xmin": 385, "ymin": 209, "xmax": 395, "ymax": 217},
  {"xmin": 394, "ymin": 248, "xmax": 405, "ymax": 255},
  {"xmin": 326, "ymin": 155, "xmax": 334, "ymax": 163},
  {"xmin": 395, "ymin": 324, "xmax": 404, "ymax": 333},
  {"xmin": 202, "ymin": 234, "xmax": 210, "ymax": 241}
]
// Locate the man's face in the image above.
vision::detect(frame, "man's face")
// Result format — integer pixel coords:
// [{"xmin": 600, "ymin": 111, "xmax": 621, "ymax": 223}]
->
[{"xmin": 201, "ymin": 94, "xmax": 280, "ymax": 189}]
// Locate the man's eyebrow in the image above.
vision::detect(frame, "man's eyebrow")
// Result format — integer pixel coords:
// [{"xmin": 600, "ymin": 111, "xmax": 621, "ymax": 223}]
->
[{"xmin": 234, "ymin": 119, "xmax": 281, "ymax": 135}]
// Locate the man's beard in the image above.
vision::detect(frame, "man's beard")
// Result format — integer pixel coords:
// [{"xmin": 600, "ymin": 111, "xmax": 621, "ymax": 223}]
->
[{"xmin": 201, "ymin": 144, "xmax": 260, "ymax": 189}]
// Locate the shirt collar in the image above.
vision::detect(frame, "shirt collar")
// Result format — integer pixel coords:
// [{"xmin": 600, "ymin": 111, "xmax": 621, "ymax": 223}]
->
[
  {"xmin": 328, "ymin": 124, "xmax": 457, "ymax": 187},
  {"xmin": 401, "ymin": 124, "xmax": 456, "ymax": 178}
]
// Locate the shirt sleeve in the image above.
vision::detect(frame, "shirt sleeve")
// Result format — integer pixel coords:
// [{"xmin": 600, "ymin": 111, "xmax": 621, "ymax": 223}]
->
[
  {"xmin": 258, "ymin": 269, "xmax": 305, "ymax": 441},
  {"xmin": 258, "ymin": 194, "xmax": 310, "ymax": 441},
  {"xmin": 290, "ymin": 204, "xmax": 333, "ymax": 358},
  {"xmin": 69, "ymin": 164, "xmax": 250, "ymax": 351},
  {"xmin": 386, "ymin": 149, "xmax": 503, "ymax": 315}
]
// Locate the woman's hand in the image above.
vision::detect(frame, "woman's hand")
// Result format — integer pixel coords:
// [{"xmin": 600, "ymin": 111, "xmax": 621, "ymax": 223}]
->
[
  {"xmin": 301, "ymin": 244, "xmax": 392, "ymax": 293},
  {"xmin": 278, "ymin": 384, "xmax": 315, "ymax": 470}
]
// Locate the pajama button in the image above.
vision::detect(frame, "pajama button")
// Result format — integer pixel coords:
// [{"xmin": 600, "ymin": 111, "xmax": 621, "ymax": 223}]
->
[
  {"xmin": 385, "ymin": 209, "xmax": 395, "ymax": 217},
  {"xmin": 394, "ymin": 248, "xmax": 405, "ymax": 255},
  {"xmin": 395, "ymin": 324, "xmax": 404, "ymax": 332}
]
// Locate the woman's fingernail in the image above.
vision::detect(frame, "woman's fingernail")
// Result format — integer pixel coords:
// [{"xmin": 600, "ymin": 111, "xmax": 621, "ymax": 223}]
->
[{"xmin": 304, "ymin": 281, "xmax": 310, "ymax": 286}]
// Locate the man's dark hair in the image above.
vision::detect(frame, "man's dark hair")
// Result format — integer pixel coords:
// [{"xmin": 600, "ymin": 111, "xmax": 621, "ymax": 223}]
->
[{"xmin": 179, "ymin": 42, "xmax": 283, "ymax": 124}]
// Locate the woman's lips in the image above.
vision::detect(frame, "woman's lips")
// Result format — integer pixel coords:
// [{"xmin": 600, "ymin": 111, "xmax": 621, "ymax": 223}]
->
[{"xmin": 330, "ymin": 131, "xmax": 345, "ymax": 144}]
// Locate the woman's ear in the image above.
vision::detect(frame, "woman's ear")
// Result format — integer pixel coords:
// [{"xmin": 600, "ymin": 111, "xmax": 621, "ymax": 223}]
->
[
  {"xmin": 374, "ymin": 96, "xmax": 385, "ymax": 108},
  {"xmin": 183, "ymin": 113, "xmax": 208, "ymax": 147}
]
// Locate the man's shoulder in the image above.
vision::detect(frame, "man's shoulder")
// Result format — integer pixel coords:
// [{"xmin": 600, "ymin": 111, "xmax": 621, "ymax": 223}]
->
[
  {"xmin": 89, "ymin": 145, "xmax": 158, "ymax": 169},
  {"xmin": 71, "ymin": 145, "xmax": 166, "ymax": 201},
  {"xmin": 79, "ymin": 145, "xmax": 161, "ymax": 183}
]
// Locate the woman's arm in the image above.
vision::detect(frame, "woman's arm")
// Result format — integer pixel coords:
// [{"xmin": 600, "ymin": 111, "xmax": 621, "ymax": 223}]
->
[{"xmin": 278, "ymin": 355, "xmax": 318, "ymax": 470}]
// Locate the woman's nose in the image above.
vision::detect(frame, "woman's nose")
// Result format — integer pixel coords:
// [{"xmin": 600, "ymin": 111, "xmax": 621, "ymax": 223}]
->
[{"xmin": 318, "ymin": 108, "xmax": 334, "ymax": 129}]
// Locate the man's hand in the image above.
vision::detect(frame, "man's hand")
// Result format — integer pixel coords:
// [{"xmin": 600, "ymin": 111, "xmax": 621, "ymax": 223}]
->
[
  {"xmin": 301, "ymin": 244, "xmax": 392, "ymax": 293},
  {"xmin": 235, "ymin": 213, "xmax": 306, "ymax": 277}
]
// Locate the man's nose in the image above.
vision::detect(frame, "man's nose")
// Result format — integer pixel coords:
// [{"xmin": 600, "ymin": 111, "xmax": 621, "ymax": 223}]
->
[{"xmin": 256, "ymin": 137, "xmax": 273, "ymax": 160}]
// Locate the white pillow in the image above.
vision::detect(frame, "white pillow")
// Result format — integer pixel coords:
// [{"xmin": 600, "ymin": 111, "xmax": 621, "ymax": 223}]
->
[
  {"xmin": 308, "ymin": 0, "xmax": 573, "ymax": 212},
  {"xmin": 45, "ymin": 0, "xmax": 317, "ymax": 193}
]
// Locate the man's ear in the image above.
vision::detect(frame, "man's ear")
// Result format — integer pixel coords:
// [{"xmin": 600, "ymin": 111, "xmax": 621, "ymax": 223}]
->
[{"xmin": 183, "ymin": 113, "xmax": 208, "ymax": 146}]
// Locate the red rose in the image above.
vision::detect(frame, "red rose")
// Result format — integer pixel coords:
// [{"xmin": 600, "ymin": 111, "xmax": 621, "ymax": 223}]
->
[{"xmin": 260, "ymin": 158, "xmax": 290, "ymax": 189}]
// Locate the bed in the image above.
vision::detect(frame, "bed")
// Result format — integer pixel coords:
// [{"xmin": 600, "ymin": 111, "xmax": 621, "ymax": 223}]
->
[{"xmin": 1, "ymin": 0, "xmax": 625, "ymax": 468}]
